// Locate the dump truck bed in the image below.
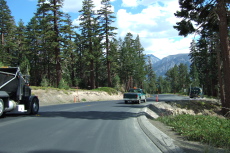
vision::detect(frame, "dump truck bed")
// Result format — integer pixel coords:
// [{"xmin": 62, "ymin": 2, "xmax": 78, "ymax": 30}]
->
[{"xmin": 0, "ymin": 67, "xmax": 20, "ymax": 95}]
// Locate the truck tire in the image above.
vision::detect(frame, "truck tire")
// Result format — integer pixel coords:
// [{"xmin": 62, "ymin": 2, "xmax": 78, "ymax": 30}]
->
[
  {"xmin": 30, "ymin": 97, "xmax": 39, "ymax": 115},
  {"xmin": 0, "ymin": 99, "xmax": 4, "ymax": 117},
  {"xmin": 138, "ymin": 99, "xmax": 141, "ymax": 104}
]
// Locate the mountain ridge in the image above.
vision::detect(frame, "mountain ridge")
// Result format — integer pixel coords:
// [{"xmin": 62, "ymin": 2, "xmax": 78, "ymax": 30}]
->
[{"xmin": 145, "ymin": 53, "xmax": 191, "ymax": 76}]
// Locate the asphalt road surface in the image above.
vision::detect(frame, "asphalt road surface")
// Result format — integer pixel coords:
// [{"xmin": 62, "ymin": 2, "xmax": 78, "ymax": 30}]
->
[
  {"xmin": 0, "ymin": 100, "xmax": 162, "ymax": 153},
  {"xmin": 150, "ymin": 94, "xmax": 190, "ymax": 102}
]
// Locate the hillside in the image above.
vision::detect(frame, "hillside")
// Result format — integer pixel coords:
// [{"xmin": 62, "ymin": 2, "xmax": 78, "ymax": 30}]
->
[{"xmin": 144, "ymin": 54, "xmax": 160, "ymax": 64}]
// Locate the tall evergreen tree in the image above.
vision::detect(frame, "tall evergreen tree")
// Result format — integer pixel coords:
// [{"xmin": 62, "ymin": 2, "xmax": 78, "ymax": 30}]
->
[
  {"xmin": 145, "ymin": 56, "xmax": 156, "ymax": 94},
  {"xmin": 0, "ymin": 0, "xmax": 16, "ymax": 65},
  {"xmin": 15, "ymin": 20, "xmax": 29, "ymax": 72},
  {"xmin": 31, "ymin": 0, "xmax": 73, "ymax": 87},
  {"xmin": 118, "ymin": 33, "xmax": 146, "ymax": 90},
  {"xmin": 174, "ymin": 0, "xmax": 230, "ymax": 115},
  {"xmin": 133, "ymin": 35, "xmax": 146, "ymax": 88},
  {"xmin": 61, "ymin": 14, "xmax": 78, "ymax": 87},
  {"xmin": 119, "ymin": 33, "xmax": 135, "ymax": 90},
  {"xmin": 79, "ymin": 0, "xmax": 98, "ymax": 89},
  {"xmin": 178, "ymin": 63, "xmax": 189, "ymax": 92},
  {"xmin": 189, "ymin": 63, "xmax": 200, "ymax": 87},
  {"xmin": 97, "ymin": 0, "xmax": 117, "ymax": 87},
  {"xmin": 165, "ymin": 65, "xmax": 179, "ymax": 93}
]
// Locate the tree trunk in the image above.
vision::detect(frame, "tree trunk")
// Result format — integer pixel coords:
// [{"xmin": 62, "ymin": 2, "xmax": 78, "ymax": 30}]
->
[
  {"xmin": 217, "ymin": 44, "xmax": 225, "ymax": 107},
  {"xmin": 217, "ymin": 0, "xmax": 230, "ymax": 116}
]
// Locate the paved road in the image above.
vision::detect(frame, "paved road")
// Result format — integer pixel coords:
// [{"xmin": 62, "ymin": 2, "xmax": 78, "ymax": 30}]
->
[
  {"xmin": 0, "ymin": 100, "xmax": 162, "ymax": 153},
  {"xmin": 149, "ymin": 94, "xmax": 190, "ymax": 101}
]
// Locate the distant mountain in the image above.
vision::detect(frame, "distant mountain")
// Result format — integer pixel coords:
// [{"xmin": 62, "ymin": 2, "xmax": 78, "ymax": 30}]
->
[
  {"xmin": 144, "ymin": 54, "xmax": 160, "ymax": 64},
  {"xmin": 145, "ymin": 53, "xmax": 191, "ymax": 76}
]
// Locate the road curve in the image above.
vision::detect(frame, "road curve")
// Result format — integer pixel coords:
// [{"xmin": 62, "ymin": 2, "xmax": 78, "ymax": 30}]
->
[{"xmin": 0, "ymin": 100, "xmax": 162, "ymax": 153}]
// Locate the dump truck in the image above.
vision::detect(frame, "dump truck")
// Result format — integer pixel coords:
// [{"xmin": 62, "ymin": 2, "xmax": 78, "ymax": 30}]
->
[
  {"xmin": 0, "ymin": 67, "xmax": 39, "ymax": 117},
  {"xmin": 123, "ymin": 88, "xmax": 146, "ymax": 104}
]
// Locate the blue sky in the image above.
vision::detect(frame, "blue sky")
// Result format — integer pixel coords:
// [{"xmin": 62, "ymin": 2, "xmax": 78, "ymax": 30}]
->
[{"xmin": 6, "ymin": 0, "xmax": 194, "ymax": 59}]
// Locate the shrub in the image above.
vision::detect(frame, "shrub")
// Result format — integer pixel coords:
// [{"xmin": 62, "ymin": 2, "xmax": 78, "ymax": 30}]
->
[
  {"xmin": 92, "ymin": 87, "xmax": 118, "ymax": 95},
  {"xmin": 40, "ymin": 76, "xmax": 49, "ymax": 87},
  {"xmin": 58, "ymin": 78, "xmax": 70, "ymax": 90},
  {"xmin": 156, "ymin": 114, "xmax": 230, "ymax": 150}
]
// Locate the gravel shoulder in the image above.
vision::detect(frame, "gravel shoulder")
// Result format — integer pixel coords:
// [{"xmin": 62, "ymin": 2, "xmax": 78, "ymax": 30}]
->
[{"xmin": 146, "ymin": 102, "xmax": 229, "ymax": 153}]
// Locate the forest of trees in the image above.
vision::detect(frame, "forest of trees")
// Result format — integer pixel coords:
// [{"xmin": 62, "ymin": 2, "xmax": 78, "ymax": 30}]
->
[
  {"xmin": 0, "ymin": 0, "xmax": 147, "ymax": 91},
  {"xmin": 174, "ymin": 0, "xmax": 230, "ymax": 115},
  {"xmin": 0, "ymin": 0, "xmax": 229, "ymax": 114}
]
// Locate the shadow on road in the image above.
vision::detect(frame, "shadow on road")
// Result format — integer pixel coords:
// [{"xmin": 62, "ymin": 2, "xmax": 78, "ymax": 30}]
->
[
  {"xmin": 23, "ymin": 150, "xmax": 82, "ymax": 153},
  {"xmin": 35, "ymin": 110, "xmax": 141, "ymax": 120}
]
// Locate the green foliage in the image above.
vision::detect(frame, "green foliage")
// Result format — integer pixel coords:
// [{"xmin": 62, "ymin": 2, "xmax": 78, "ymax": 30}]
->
[
  {"xmin": 157, "ymin": 115, "xmax": 230, "ymax": 149},
  {"xmin": 156, "ymin": 76, "xmax": 171, "ymax": 94},
  {"xmin": 174, "ymin": 0, "xmax": 230, "ymax": 113},
  {"xmin": 0, "ymin": 0, "xmax": 16, "ymax": 66},
  {"xmin": 40, "ymin": 76, "xmax": 49, "ymax": 87},
  {"xmin": 92, "ymin": 87, "xmax": 118, "ymax": 95},
  {"xmin": 1, "ymin": 0, "xmax": 146, "ymax": 93},
  {"xmin": 58, "ymin": 78, "xmax": 70, "ymax": 90},
  {"xmin": 118, "ymin": 33, "xmax": 147, "ymax": 91},
  {"xmin": 145, "ymin": 56, "xmax": 156, "ymax": 94},
  {"xmin": 165, "ymin": 64, "xmax": 190, "ymax": 93}
]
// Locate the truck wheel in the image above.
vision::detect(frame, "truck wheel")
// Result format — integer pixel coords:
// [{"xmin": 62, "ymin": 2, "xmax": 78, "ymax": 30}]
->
[
  {"xmin": 138, "ymin": 100, "xmax": 141, "ymax": 104},
  {"xmin": 0, "ymin": 99, "xmax": 4, "ymax": 117},
  {"xmin": 143, "ymin": 99, "xmax": 147, "ymax": 103},
  {"xmin": 30, "ymin": 97, "xmax": 39, "ymax": 115}
]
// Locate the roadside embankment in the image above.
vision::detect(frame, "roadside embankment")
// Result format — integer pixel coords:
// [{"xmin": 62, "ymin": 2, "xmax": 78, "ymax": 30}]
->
[
  {"xmin": 146, "ymin": 100, "xmax": 230, "ymax": 153},
  {"xmin": 32, "ymin": 88, "xmax": 123, "ymax": 106}
]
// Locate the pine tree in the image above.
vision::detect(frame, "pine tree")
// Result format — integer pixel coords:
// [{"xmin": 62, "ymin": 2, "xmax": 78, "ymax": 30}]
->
[
  {"xmin": 0, "ymin": 0, "xmax": 16, "ymax": 65},
  {"xmin": 174, "ymin": 0, "xmax": 230, "ymax": 115},
  {"xmin": 145, "ymin": 56, "xmax": 156, "ymax": 94},
  {"xmin": 32, "ymin": 0, "xmax": 73, "ymax": 87},
  {"xmin": 178, "ymin": 63, "xmax": 189, "ymax": 92},
  {"xmin": 26, "ymin": 17, "xmax": 43, "ymax": 86},
  {"xmin": 97, "ymin": 0, "xmax": 117, "ymax": 87},
  {"xmin": 119, "ymin": 33, "xmax": 136, "ymax": 90},
  {"xmin": 189, "ymin": 63, "xmax": 200, "ymax": 87},
  {"xmin": 118, "ymin": 33, "xmax": 146, "ymax": 90},
  {"xmin": 79, "ymin": 0, "xmax": 98, "ymax": 89},
  {"xmin": 165, "ymin": 65, "xmax": 179, "ymax": 93},
  {"xmin": 60, "ymin": 14, "xmax": 77, "ymax": 87},
  {"xmin": 133, "ymin": 35, "xmax": 146, "ymax": 88},
  {"xmin": 15, "ymin": 20, "xmax": 29, "ymax": 72}
]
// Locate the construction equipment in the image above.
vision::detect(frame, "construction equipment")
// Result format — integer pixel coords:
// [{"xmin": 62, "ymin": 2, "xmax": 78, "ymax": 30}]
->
[{"xmin": 0, "ymin": 67, "xmax": 39, "ymax": 117}]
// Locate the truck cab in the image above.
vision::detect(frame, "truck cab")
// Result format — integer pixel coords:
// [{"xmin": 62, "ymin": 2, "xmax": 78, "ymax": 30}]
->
[{"xmin": 123, "ymin": 88, "xmax": 146, "ymax": 104}]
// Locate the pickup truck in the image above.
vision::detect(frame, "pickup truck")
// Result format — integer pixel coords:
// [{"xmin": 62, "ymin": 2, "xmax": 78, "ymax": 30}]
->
[{"xmin": 123, "ymin": 88, "xmax": 146, "ymax": 104}]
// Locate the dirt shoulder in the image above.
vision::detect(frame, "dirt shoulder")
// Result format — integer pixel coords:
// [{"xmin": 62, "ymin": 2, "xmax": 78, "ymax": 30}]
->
[
  {"xmin": 32, "ymin": 89, "xmax": 123, "ymax": 106},
  {"xmin": 147, "ymin": 101, "xmax": 229, "ymax": 153}
]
